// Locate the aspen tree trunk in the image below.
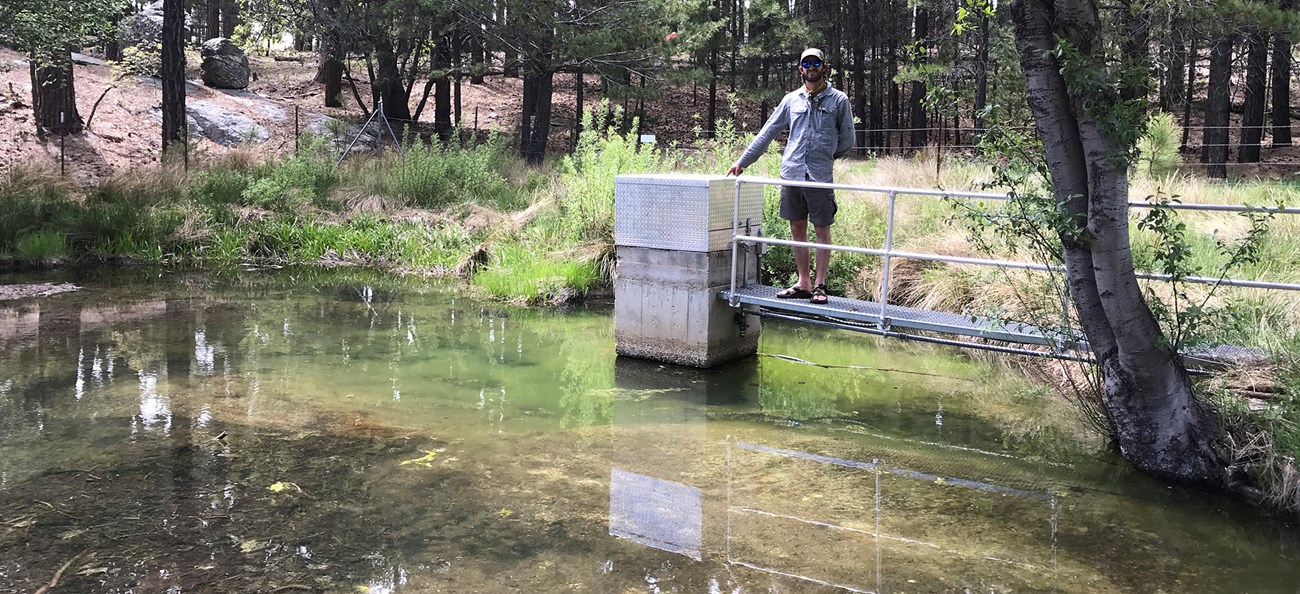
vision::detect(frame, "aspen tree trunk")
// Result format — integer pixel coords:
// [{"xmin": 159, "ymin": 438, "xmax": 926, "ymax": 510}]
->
[{"xmin": 1012, "ymin": 0, "xmax": 1224, "ymax": 485}]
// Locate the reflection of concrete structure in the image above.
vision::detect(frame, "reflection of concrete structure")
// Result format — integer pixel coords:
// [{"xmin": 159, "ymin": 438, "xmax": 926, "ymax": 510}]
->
[
  {"xmin": 608, "ymin": 357, "xmax": 756, "ymax": 560},
  {"xmin": 0, "ymin": 304, "xmax": 40, "ymax": 342},
  {"xmin": 609, "ymin": 468, "xmax": 702, "ymax": 559}
]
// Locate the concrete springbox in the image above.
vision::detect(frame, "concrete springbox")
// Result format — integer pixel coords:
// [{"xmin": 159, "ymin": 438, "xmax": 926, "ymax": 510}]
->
[{"xmin": 613, "ymin": 174, "xmax": 764, "ymax": 368}]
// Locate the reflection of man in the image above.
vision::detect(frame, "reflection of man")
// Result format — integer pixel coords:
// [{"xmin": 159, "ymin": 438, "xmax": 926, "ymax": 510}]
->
[{"xmin": 727, "ymin": 48, "xmax": 855, "ymax": 305}]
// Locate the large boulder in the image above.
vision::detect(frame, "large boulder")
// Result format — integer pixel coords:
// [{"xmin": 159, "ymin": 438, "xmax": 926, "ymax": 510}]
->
[
  {"xmin": 149, "ymin": 100, "xmax": 269, "ymax": 147},
  {"xmin": 200, "ymin": 38, "xmax": 250, "ymax": 90},
  {"xmin": 121, "ymin": 1, "xmax": 164, "ymax": 46}
]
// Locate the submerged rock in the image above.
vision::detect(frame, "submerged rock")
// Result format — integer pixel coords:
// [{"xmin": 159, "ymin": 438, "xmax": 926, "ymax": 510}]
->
[{"xmin": 0, "ymin": 283, "xmax": 80, "ymax": 301}]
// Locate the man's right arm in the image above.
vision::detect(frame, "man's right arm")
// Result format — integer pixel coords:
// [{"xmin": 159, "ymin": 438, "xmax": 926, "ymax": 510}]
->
[{"xmin": 730, "ymin": 96, "xmax": 790, "ymax": 175}]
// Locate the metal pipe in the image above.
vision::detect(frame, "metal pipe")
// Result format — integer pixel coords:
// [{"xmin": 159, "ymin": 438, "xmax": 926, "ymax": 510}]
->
[
  {"xmin": 735, "ymin": 235, "xmax": 1300, "ymax": 292},
  {"xmin": 756, "ymin": 310, "xmax": 1097, "ymax": 363}
]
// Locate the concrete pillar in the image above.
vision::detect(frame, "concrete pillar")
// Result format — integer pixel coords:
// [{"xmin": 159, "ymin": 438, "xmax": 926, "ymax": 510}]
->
[{"xmin": 612, "ymin": 174, "xmax": 764, "ymax": 368}]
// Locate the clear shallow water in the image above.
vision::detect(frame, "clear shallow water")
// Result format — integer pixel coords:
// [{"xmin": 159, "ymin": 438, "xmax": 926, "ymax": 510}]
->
[{"xmin": 1, "ymin": 268, "xmax": 1297, "ymax": 594}]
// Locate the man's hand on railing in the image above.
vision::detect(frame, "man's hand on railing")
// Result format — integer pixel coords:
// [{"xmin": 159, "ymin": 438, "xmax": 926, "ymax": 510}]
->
[{"xmin": 726, "ymin": 163, "xmax": 744, "ymax": 176}]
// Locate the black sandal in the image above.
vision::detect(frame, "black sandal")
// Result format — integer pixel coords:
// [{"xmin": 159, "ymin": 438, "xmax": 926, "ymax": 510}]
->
[
  {"xmin": 810, "ymin": 284, "xmax": 828, "ymax": 305},
  {"xmin": 776, "ymin": 285, "xmax": 813, "ymax": 299}
]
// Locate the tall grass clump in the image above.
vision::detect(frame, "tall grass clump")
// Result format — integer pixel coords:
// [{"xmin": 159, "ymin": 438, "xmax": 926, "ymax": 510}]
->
[
  {"xmin": 558, "ymin": 104, "xmax": 663, "ymax": 244},
  {"xmin": 473, "ymin": 243, "xmax": 600, "ymax": 305},
  {"xmin": 386, "ymin": 133, "xmax": 517, "ymax": 210},
  {"xmin": 0, "ymin": 167, "xmax": 78, "ymax": 253},
  {"xmin": 77, "ymin": 170, "xmax": 187, "ymax": 256},
  {"xmin": 244, "ymin": 137, "xmax": 339, "ymax": 210},
  {"xmin": 189, "ymin": 163, "xmax": 253, "ymax": 209},
  {"xmin": 15, "ymin": 229, "xmax": 69, "ymax": 258}
]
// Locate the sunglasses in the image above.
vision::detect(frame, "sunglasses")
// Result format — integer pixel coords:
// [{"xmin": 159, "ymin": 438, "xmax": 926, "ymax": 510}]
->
[{"xmin": 800, "ymin": 59, "xmax": 823, "ymax": 69}]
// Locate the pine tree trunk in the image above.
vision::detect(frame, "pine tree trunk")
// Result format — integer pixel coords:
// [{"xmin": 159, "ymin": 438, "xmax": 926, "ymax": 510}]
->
[
  {"xmin": 205, "ymin": 0, "xmax": 221, "ymax": 40},
  {"xmin": 1271, "ymin": 30, "xmax": 1293, "ymax": 146},
  {"xmin": 850, "ymin": 0, "xmax": 866, "ymax": 155},
  {"xmin": 1158, "ymin": 10, "xmax": 1186, "ymax": 112},
  {"xmin": 319, "ymin": 47, "xmax": 344, "ymax": 107},
  {"xmin": 30, "ymin": 50, "xmax": 83, "ymax": 136},
  {"xmin": 453, "ymin": 32, "xmax": 462, "ymax": 129},
  {"xmin": 162, "ymin": 0, "xmax": 187, "ymax": 158},
  {"xmin": 907, "ymin": 6, "xmax": 929, "ymax": 149},
  {"xmin": 106, "ymin": 8, "xmax": 127, "ymax": 61},
  {"xmin": 1202, "ymin": 34, "xmax": 1233, "ymax": 179},
  {"xmin": 1180, "ymin": 34, "xmax": 1197, "ymax": 149},
  {"xmin": 869, "ymin": 29, "xmax": 883, "ymax": 152},
  {"xmin": 469, "ymin": 28, "xmax": 485, "ymax": 84},
  {"xmin": 573, "ymin": 63, "xmax": 584, "ymax": 150},
  {"xmin": 520, "ymin": 63, "xmax": 553, "ymax": 164},
  {"xmin": 706, "ymin": 47, "xmax": 718, "ymax": 139},
  {"xmin": 316, "ymin": 0, "xmax": 343, "ymax": 107},
  {"xmin": 973, "ymin": 10, "xmax": 989, "ymax": 136},
  {"xmin": 1238, "ymin": 29, "xmax": 1268, "ymax": 164},
  {"xmin": 434, "ymin": 41, "xmax": 453, "ymax": 141},
  {"xmin": 500, "ymin": 3, "xmax": 518, "ymax": 78},
  {"xmin": 220, "ymin": 0, "xmax": 239, "ymax": 38},
  {"xmin": 374, "ymin": 39, "xmax": 412, "ymax": 122}
]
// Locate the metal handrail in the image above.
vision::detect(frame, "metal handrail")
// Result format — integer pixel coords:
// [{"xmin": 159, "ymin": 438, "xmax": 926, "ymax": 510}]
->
[{"xmin": 728, "ymin": 175, "xmax": 1300, "ymax": 335}]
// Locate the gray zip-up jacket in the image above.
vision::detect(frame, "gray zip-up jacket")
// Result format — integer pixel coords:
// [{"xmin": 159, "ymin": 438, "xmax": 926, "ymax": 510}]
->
[{"xmin": 736, "ymin": 83, "xmax": 855, "ymax": 183}]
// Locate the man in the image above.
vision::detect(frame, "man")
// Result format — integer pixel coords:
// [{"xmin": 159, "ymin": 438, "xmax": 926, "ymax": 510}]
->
[{"xmin": 727, "ymin": 47, "xmax": 855, "ymax": 305}]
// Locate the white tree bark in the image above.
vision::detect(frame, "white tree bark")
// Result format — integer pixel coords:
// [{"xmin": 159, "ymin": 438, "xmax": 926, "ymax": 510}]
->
[{"xmin": 1011, "ymin": 0, "xmax": 1224, "ymax": 485}]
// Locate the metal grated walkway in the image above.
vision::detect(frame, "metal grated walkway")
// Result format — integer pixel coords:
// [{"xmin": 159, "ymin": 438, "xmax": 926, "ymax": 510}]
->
[{"xmin": 720, "ymin": 284, "xmax": 1080, "ymax": 351}]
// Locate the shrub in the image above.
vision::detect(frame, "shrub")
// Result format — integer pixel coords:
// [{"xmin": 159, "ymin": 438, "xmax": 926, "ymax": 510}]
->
[{"xmin": 1135, "ymin": 112, "xmax": 1182, "ymax": 180}]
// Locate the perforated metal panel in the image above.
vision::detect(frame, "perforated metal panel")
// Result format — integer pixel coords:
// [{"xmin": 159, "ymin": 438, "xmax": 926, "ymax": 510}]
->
[{"xmin": 615, "ymin": 174, "xmax": 764, "ymax": 252}]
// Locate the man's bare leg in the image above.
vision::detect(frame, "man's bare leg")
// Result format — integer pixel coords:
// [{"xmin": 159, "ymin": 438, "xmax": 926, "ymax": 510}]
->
[
  {"xmin": 790, "ymin": 219, "xmax": 812, "ymax": 290},
  {"xmin": 813, "ymin": 224, "xmax": 832, "ymax": 288}
]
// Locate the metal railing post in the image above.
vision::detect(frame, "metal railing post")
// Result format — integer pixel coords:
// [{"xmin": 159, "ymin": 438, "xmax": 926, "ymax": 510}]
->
[
  {"xmin": 877, "ymin": 190, "xmax": 898, "ymax": 330},
  {"xmin": 730, "ymin": 178, "xmax": 743, "ymax": 307}
]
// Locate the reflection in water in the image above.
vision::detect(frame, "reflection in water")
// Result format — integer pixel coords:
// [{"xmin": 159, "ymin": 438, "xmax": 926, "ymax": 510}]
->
[
  {"xmin": 609, "ymin": 468, "xmax": 703, "ymax": 560},
  {"xmin": 723, "ymin": 441, "xmax": 1057, "ymax": 593},
  {"xmin": 134, "ymin": 370, "xmax": 171, "ymax": 435},
  {"xmin": 1, "ymin": 270, "xmax": 1299, "ymax": 594}
]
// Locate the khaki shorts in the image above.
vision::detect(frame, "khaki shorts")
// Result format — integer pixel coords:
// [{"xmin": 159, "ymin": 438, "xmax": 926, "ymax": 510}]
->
[{"xmin": 780, "ymin": 182, "xmax": 837, "ymax": 227}]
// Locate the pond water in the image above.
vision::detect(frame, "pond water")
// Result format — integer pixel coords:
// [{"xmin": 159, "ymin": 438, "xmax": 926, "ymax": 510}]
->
[{"xmin": 1, "ymin": 269, "xmax": 1297, "ymax": 594}]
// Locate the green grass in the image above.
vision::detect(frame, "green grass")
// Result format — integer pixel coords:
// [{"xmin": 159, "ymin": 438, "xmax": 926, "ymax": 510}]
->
[
  {"xmin": 472, "ymin": 243, "xmax": 600, "ymax": 304},
  {"xmin": 15, "ymin": 229, "xmax": 69, "ymax": 258}
]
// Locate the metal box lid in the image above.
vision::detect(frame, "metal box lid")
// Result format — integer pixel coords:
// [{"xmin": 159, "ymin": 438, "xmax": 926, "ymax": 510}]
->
[{"xmin": 614, "ymin": 174, "xmax": 764, "ymax": 252}]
